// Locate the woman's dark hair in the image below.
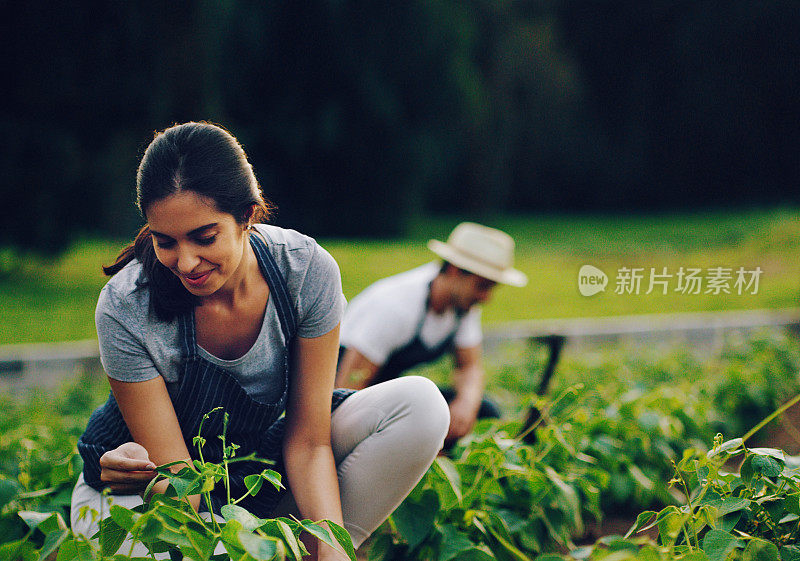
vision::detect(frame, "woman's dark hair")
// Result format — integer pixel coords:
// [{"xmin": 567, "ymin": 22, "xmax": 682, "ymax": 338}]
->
[{"xmin": 103, "ymin": 122, "xmax": 273, "ymax": 321}]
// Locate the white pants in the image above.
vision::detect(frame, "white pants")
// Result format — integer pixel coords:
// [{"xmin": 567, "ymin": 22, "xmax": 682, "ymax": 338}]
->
[{"xmin": 71, "ymin": 376, "xmax": 450, "ymax": 553}]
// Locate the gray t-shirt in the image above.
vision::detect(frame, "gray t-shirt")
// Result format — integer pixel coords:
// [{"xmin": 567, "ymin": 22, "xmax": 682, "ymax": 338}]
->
[{"xmin": 94, "ymin": 224, "xmax": 345, "ymax": 403}]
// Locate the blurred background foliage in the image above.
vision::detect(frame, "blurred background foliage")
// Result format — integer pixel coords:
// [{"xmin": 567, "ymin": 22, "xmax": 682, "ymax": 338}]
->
[{"xmin": 2, "ymin": 0, "xmax": 798, "ymax": 255}]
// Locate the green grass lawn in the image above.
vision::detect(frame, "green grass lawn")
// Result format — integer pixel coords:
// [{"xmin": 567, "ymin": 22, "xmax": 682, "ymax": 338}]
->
[{"xmin": 1, "ymin": 208, "xmax": 798, "ymax": 345}]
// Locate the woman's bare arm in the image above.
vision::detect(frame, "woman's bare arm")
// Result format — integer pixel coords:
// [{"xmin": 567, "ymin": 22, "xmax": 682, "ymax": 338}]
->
[
  {"xmin": 105, "ymin": 376, "xmax": 200, "ymax": 509},
  {"xmin": 283, "ymin": 324, "xmax": 349, "ymax": 560}
]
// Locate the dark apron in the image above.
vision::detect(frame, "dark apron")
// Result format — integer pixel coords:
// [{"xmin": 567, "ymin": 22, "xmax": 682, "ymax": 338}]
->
[
  {"xmin": 78, "ymin": 233, "xmax": 354, "ymax": 516},
  {"xmin": 359, "ymin": 289, "xmax": 500, "ymax": 421},
  {"xmin": 370, "ymin": 287, "xmax": 463, "ymax": 385}
]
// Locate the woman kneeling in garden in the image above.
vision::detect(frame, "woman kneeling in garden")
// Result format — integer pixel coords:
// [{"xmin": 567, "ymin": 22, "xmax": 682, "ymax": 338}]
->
[{"xmin": 72, "ymin": 122, "xmax": 450, "ymax": 559}]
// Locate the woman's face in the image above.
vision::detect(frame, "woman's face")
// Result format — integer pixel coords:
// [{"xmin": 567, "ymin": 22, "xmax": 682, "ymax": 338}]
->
[{"xmin": 146, "ymin": 191, "xmax": 249, "ymax": 297}]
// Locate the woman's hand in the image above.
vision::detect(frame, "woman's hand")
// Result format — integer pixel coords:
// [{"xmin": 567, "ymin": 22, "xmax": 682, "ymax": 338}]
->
[{"xmin": 99, "ymin": 441, "xmax": 157, "ymax": 494}]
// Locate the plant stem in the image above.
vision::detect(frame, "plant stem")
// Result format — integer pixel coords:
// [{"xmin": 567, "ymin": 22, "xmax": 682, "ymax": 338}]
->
[
  {"xmin": 743, "ymin": 393, "xmax": 800, "ymax": 443},
  {"xmin": 515, "ymin": 384, "xmax": 583, "ymax": 444},
  {"xmin": 674, "ymin": 464, "xmax": 700, "ymax": 549},
  {"xmin": 232, "ymin": 489, "xmax": 253, "ymax": 505},
  {"xmin": 16, "ymin": 487, "xmax": 56, "ymax": 500},
  {"xmin": 202, "ymin": 491, "xmax": 221, "ymax": 533},
  {"xmin": 128, "ymin": 528, "xmax": 139, "ymax": 557},
  {"xmin": 222, "ymin": 412, "xmax": 231, "ymax": 505}
]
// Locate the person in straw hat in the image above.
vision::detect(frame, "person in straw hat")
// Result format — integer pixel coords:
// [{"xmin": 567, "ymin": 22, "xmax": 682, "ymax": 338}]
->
[{"xmin": 336, "ymin": 222, "xmax": 527, "ymax": 447}]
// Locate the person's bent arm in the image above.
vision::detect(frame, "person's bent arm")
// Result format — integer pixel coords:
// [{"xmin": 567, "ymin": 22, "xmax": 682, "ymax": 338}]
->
[
  {"xmin": 447, "ymin": 345, "xmax": 485, "ymax": 442},
  {"xmin": 105, "ymin": 376, "xmax": 200, "ymax": 510},
  {"xmin": 335, "ymin": 347, "xmax": 380, "ymax": 389},
  {"xmin": 283, "ymin": 325, "xmax": 349, "ymax": 561}
]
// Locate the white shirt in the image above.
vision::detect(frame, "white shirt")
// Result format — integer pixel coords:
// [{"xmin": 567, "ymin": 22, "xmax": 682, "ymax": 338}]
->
[{"xmin": 340, "ymin": 262, "xmax": 482, "ymax": 366}]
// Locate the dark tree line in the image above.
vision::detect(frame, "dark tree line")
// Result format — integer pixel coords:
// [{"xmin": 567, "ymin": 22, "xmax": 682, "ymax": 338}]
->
[{"xmin": 2, "ymin": 1, "xmax": 798, "ymax": 254}]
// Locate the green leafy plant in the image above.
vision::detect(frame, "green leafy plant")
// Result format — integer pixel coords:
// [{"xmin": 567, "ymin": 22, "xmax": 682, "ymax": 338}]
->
[
  {"xmin": 370, "ymin": 387, "xmax": 609, "ymax": 561},
  {"xmin": 540, "ymin": 395, "xmax": 800, "ymax": 561},
  {"xmin": 0, "ymin": 370, "xmax": 105, "ymax": 546},
  {"xmin": 5, "ymin": 407, "xmax": 356, "ymax": 560}
]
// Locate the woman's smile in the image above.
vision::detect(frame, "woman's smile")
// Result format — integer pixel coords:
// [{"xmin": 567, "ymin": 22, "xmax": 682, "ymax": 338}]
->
[{"xmin": 180, "ymin": 268, "xmax": 215, "ymax": 288}]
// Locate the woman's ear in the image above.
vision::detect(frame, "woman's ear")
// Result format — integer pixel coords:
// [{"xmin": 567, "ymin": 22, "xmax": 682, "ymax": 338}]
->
[{"xmin": 243, "ymin": 204, "xmax": 256, "ymax": 229}]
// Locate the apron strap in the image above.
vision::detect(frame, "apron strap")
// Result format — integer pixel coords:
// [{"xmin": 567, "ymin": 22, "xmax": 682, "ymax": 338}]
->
[
  {"xmin": 250, "ymin": 231, "xmax": 298, "ymax": 344},
  {"xmin": 179, "ymin": 310, "xmax": 198, "ymax": 358}
]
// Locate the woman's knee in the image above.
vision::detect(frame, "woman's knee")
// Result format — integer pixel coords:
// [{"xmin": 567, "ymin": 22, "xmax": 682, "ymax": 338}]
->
[{"xmin": 392, "ymin": 376, "xmax": 450, "ymax": 443}]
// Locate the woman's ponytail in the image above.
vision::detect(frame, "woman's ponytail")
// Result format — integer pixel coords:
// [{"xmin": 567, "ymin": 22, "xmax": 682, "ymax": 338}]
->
[{"xmin": 102, "ymin": 226, "xmax": 153, "ymax": 276}]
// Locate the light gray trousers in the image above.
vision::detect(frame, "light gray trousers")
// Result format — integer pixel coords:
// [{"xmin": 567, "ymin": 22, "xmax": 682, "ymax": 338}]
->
[{"xmin": 71, "ymin": 376, "xmax": 450, "ymax": 553}]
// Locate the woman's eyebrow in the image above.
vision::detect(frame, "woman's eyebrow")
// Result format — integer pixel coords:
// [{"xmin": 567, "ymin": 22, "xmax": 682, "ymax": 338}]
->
[{"xmin": 150, "ymin": 223, "xmax": 218, "ymax": 238}]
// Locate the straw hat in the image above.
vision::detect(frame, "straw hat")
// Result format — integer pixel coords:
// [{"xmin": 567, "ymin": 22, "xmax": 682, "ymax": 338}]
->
[{"xmin": 427, "ymin": 222, "xmax": 528, "ymax": 287}]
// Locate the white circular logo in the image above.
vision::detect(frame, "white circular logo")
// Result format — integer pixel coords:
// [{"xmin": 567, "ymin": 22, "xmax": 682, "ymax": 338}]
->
[{"xmin": 578, "ymin": 265, "xmax": 608, "ymax": 296}]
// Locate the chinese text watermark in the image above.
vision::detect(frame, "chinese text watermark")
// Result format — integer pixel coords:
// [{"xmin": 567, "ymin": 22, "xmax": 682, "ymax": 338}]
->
[{"xmin": 578, "ymin": 265, "xmax": 762, "ymax": 297}]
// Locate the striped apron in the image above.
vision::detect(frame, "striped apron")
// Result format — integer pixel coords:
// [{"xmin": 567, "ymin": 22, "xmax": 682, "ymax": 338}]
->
[{"xmin": 77, "ymin": 233, "xmax": 353, "ymax": 515}]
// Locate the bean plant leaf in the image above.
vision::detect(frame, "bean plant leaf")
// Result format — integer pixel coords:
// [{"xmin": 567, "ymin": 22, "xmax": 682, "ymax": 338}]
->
[
  {"xmin": 143, "ymin": 473, "xmax": 165, "ymax": 501},
  {"xmin": 219, "ymin": 519, "xmax": 247, "ymax": 557},
  {"xmin": 97, "ymin": 516, "xmax": 128, "ymax": 555},
  {"xmin": 656, "ymin": 507, "xmax": 688, "ymax": 543},
  {"xmin": 628, "ymin": 464, "xmax": 654, "ymax": 491},
  {"xmin": 624, "ymin": 510, "xmax": 658, "ymax": 538},
  {"xmin": 221, "ymin": 504, "xmax": 266, "ymax": 532},
  {"xmin": 262, "ymin": 469, "xmax": 284, "ymax": 491},
  {"xmin": 785, "ymin": 494, "xmax": 800, "ymax": 516},
  {"xmin": 37, "ymin": 528, "xmax": 69, "ymax": 560},
  {"xmin": 296, "ymin": 520, "xmax": 338, "ymax": 550},
  {"xmin": 109, "ymin": 504, "xmax": 140, "ymax": 531},
  {"xmin": 702, "ymin": 529, "xmax": 742, "ymax": 561},
  {"xmin": 743, "ymin": 538, "xmax": 779, "ymax": 561},
  {"xmin": 18, "ymin": 510, "xmax": 66, "ymax": 532},
  {"xmin": 0, "ymin": 477, "xmax": 20, "ymax": 506},
  {"xmin": 294, "ymin": 519, "xmax": 354, "ymax": 560},
  {"xmin": 55, "ymin": 538, "xmax": 95, "ymax": 561},
  {"xmin": 707, "ymin": 438, "xmax": 743, "ymax": 459},
  {"xmin": 719, "ymin": 511, "xmax": 743, "ymax": 533},
  {"xmin": 699, "ymin": 497, "xmax": 750, "ymax": 517},
  {"xmin": 277, "ymin": 518, "xmax": 303, "ymax": 560},
  {"xmin": 751, "ymin": 455, "xmax": 783, "ymax": 478},
  {"xmin": 483, "ymin": 519, "xmax": 529, "ymax": 561},
  {"xmin": 748, "ymin": 448, "xmax": 785, "ymax": 461},
  {"xmin": 155, "ymin": 460, "xmax": 191, "ymax": 474},
  {"xmin": 243, "ymin": 474, "xmax": 263, "ymax": 497},
  {"xmin": 368, "ymin": 532, "xmax": 395, "ymax": 561},
  {"xmin": 451, "ymin": 546, "xmax": 496, "ymax": 560},
  {"xmin": 151, "ymin": 519, "xmax": 193, "ymax": 548},
  {"xmin": 391, "ymin": 488, "xmax": 439, "ymax": 549},
  {"xmin": 570, "ymin": 545, "xmax": 594, "ymax": 558},
  {"xmin": 327, "ymin": 520, "xmax": 357, "ymax": 561},
  {"xmin": 168, "ymin": 467, "xmax": 204, "ymax": 499},
  {"xmin": 432, "ymin": 457, "xmax": 462, "ymax": 510},
  {"xmin": 779, "ymin": 545, "xmax": 800, "ymax": 561},
  {"xmin": 740, "ymin": 456, "xmax": 755, "ymax": 484},
  {"xmin": 186, "ymin": 524, "xmax": 217, "ymax": 560},
  {"xmin": 437, "ymin": 523, "xmax": 476, "ymax": 561},
  {"xmin": 544, "ymin": 466, "xmax": 582, "ymax": 533},
  {"xmin": 148, "ymin": 498, "xmax": 197, "ymax": 526},
  {"xmin": 135, "ymin": 514, "xmax": 164, "ymax": 542},
  {"xmin": 238, "ymin": 531, "xmax": 283, "ymax": 560}
]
